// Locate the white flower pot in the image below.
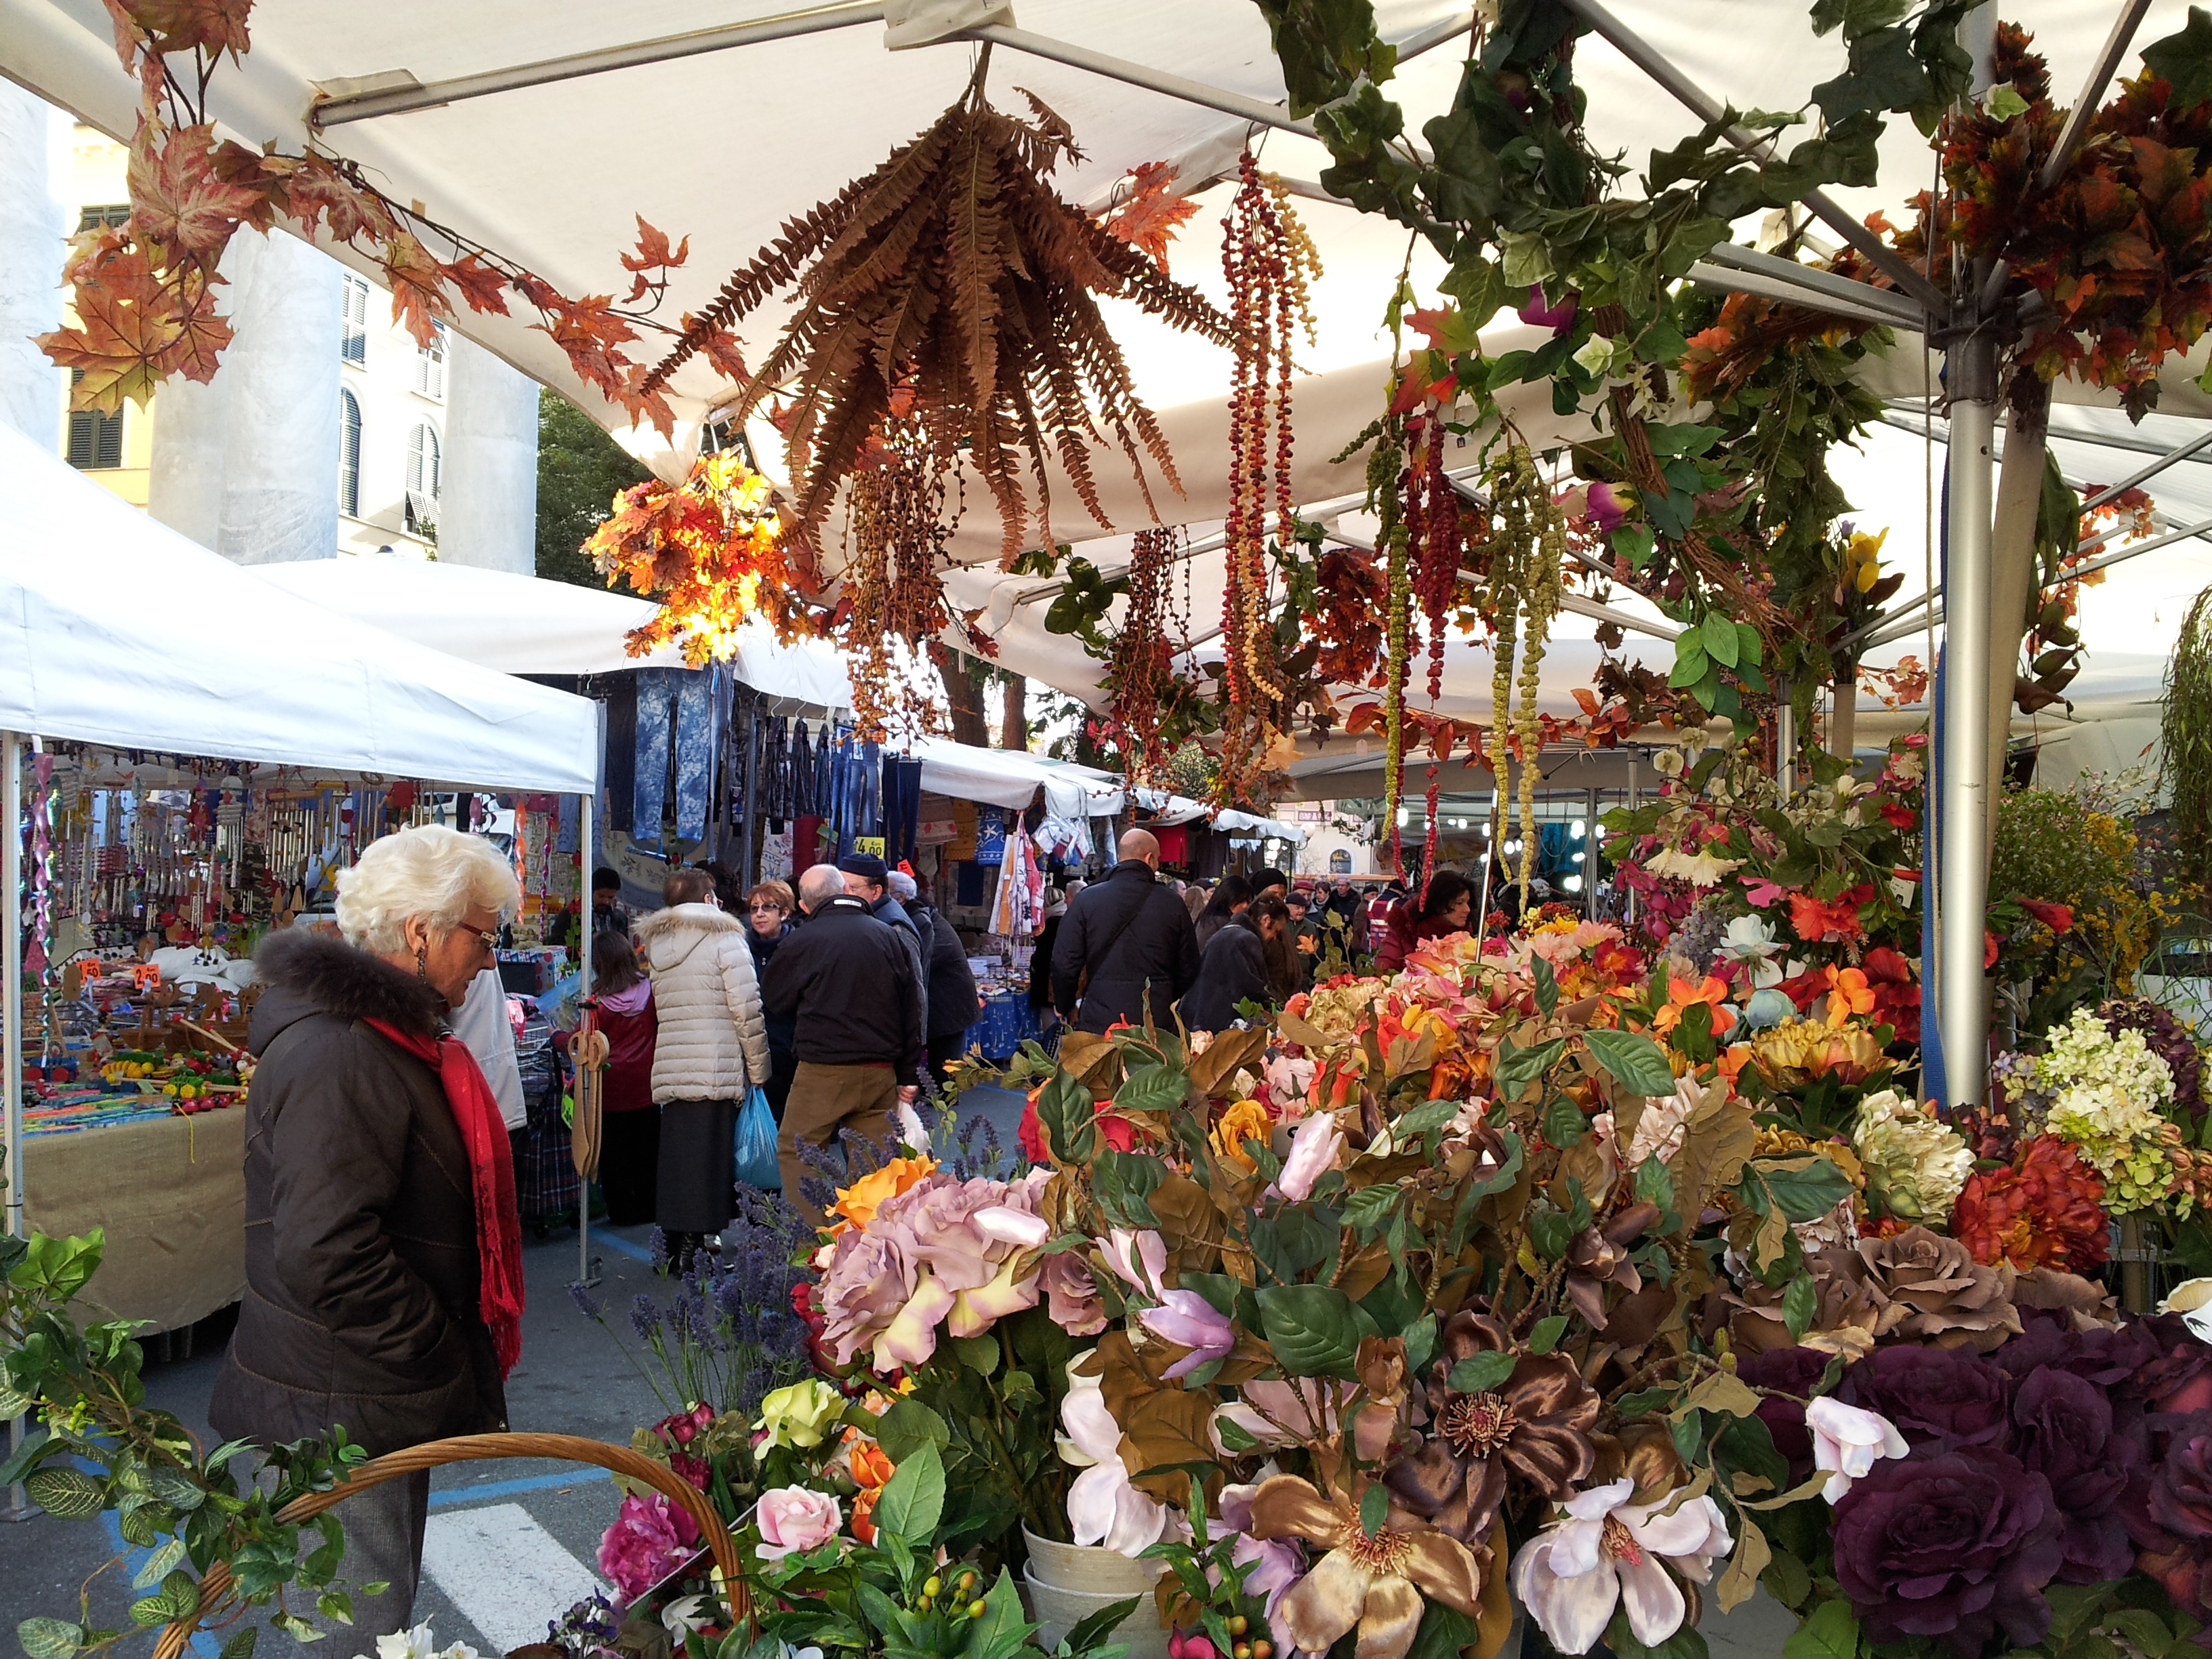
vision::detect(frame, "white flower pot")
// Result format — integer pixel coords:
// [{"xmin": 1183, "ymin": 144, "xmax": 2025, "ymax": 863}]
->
[{"xmin": 1021, "ymin": 1525, "xmax": 1170, "ymax": 1659}]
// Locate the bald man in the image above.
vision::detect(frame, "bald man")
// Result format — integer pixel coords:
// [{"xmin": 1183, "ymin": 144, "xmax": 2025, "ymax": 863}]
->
[{"xmin": 1050, "ymin": 828, "xmax": 1202, "ymax": 1033}]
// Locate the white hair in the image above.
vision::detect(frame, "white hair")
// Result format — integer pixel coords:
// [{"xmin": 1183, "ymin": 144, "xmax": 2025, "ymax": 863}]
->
[
  {"xmin": 335, "ymin": 825, "xmax": 520, "ymax": 953},
  {"xmin": 886, "ymin": 870, "xmax": 917, "ymax": 902}
]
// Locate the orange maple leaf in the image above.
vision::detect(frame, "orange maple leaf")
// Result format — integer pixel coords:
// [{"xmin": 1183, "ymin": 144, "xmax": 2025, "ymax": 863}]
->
[
  {"xmin": 1099, "ymin": 161, "xmax": 1200, "ymax": 268},
  {"xmin": 439, "ymin": 253, "xmax": 511, "ymax": 316},
  {"xmin": 611, "ymin": 360, "xmax": 678, "ymax": 441},
  {"xmin": 539, "ymin": 295, "xmax": 640, "ymax": 400},
  {"xmin": 41, "ymin": 249, "xmax": 231, "ymax": 412},
  {"xmin": 128, "ymin": 0, "xmax": 251, "ymax": 61},
  {"xmin": 285, "ymin": 154, "xmax": 394, "ymax": 245},
  {"xmin": 678, "ymin": 314, "xmax": 749, "ymax": 384},
  {"xmin": 380, "ymin": 228, "xmax": 449, "ymax": 347},
  {"xmin": 127, "ymin": 120, "xmax": 266, "ymax": 266},
  {"xmin": 620, "ymin": 214, "xmax": 690, "ymax": 302}
]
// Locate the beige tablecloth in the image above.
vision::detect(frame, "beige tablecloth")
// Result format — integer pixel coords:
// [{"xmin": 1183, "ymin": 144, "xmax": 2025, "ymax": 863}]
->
[{"xmin": 22, "ymin": 1109, "xmax": 246, "ymax": 1334}]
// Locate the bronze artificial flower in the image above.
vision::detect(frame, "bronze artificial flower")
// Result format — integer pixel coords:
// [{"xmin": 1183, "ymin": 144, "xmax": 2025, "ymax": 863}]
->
[
  {"xmin": 1816, "ymin": 1225, "xmax": 2021, "ymax": 1354},
  {"xmin": 1248, "ymin": 1474, "xmax": 1488, "ymax": 1659},
  {"xmin": 1383, "ymin": 1311, "xmax": 1597, "ymax": 1543},
  {"xmin": 1565, "ymin": 1202, "xmax": 1660, "ymax": 1330}
]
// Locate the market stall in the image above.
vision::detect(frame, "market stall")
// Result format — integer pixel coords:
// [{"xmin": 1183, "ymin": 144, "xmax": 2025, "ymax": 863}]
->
[{"xmin": 1, "ymin": 424, "xmax": 602, "ymax": 1332}]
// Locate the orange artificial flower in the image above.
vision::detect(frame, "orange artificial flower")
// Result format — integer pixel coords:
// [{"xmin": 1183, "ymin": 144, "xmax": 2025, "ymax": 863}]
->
[
  {"xmin": 844, "ymin": 1431, "xmax": 897, "ymax": 1545},
  {"xmin": 832, "ymin": 1154, "xmax": 937, "ymax": 1234},
  {"xmin": 1651, "ymin": 976, "xmax": 1737, "ymax": 1040},
  {"xmin": 1821, "ymin": 966, "xmax": 1875, "ymax": 1028},
  {"xmin": 1715, "ymin": 1044, "xmax": 1753, "ymax": 1088}
]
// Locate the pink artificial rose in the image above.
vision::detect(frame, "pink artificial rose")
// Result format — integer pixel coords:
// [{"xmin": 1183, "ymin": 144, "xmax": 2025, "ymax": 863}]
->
[
  {"xmin": 1038, "ymin": 1250, "xmax": 1107, "ymax": 1336},
  {"xmin": 757, "ymin": 1485, "xmax": 843, "ymax": 1561},
  {"xmin": 597, "ymin": 1492, "xmax": 702, "ymax": 1603}
]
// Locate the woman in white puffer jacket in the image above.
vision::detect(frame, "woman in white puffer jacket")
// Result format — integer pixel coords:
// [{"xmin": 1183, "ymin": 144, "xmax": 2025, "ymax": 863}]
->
[{"xmin": 634, "ymin": 867, "xmax": 771, "ymax": 1267}]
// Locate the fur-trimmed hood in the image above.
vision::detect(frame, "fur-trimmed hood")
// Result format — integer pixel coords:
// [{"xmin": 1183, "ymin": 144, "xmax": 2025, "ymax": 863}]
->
[
  {"xmin": 250, "ymin": 928, "xmax": 443, "ymax": 1053},
  {"xmin": 634, "ymin": 901, "xmax": 747, "ymax": 976}
]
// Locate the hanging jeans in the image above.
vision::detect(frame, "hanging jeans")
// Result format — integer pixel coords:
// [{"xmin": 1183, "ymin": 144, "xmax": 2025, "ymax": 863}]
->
[
  {"xmin": 882, "ymin": 756, "xmax": 923, "ymax": 867},
  {"xmin": 672, "ymin": 669, "xmax": 714, "ymax": 843}
]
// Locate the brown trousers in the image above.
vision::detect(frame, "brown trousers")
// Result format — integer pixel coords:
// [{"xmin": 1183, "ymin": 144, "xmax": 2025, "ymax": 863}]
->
[{"xmin": 777, "ymin": 1061, "xmax": 899, "ymax": 1227}]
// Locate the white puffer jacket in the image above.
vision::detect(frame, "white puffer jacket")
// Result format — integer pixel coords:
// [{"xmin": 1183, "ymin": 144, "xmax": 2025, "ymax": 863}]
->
[{"xmin": 635, "ymin": 903, "xmax": 773, "ymax": 1105}]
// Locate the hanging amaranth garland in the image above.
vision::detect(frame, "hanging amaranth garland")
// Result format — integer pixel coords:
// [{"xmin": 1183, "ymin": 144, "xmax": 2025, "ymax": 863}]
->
[
  {"xmin": 1404, "ymin": 415, "xmax": 1463, "ymax": 700},
  {"xmin": 1217, "ymin": 152, "xmax": 1320, "ymax": 799},
  {"xmin": 1107, "ymin": 526, "xmax": 1189, "ymax": 787},
  {"xmin": 839, "ymin": 417, "xmax": 962, "ymax": 743},
  {"xmin": 1480, "ymin": 445, "xmax": 1565, "ymax": 906}
]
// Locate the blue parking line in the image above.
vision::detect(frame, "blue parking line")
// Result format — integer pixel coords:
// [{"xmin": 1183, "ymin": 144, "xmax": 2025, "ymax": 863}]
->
[
  {"xmin": 427, "ymin": 1467, "xmax": 611, "ymax": 1509},
  {"xmin": 592, "ymin": 1229, "xmax": 655, "ymax": 1263}
]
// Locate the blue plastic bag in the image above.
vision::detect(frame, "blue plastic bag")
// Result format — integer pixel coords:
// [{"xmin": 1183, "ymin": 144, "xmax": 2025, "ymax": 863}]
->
[{"xmin": 733, "ymin": 1086, "xmax": 779, "ymax": 1191}]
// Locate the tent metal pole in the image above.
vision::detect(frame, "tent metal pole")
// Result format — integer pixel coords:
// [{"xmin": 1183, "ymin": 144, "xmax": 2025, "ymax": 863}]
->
[
  {"xmin": 312, "ymin": 1, "xmax": 888, "ymax": 127},
  {"xmin": 3, "ymin": 731, "xmax": 27, "ymax": 1521},
  {"xmin": 1689, "ymin": 246, "xmax": 1927, "ymax": 331},
  {"xmin": 577, "ymin": 788, "xmax": 598, "ymax": 1292},
  {"xmin": 1553, "ymin": 0, "xmax": 1947, "ymax": 312},
  {"xmin": 1624, "ymin": 750, "xmax": 1638, "ymax": 929},
  {"xmin": 1940, "ymin": 326, "xmax": 1998, "ymax": 1109},
  {"xmin": 2043, "ymin": 0, "xmax": 2154, "ymax": 188}
]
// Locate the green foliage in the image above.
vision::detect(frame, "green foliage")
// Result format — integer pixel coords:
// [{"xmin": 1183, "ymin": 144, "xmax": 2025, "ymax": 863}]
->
[
  {"xmin": 536, "ymin": 388, "xmax": 650, "ymax": 588},
  {"xmin": 2166, "ymin": 585, "xmax": 2212, "ymax": 893}
]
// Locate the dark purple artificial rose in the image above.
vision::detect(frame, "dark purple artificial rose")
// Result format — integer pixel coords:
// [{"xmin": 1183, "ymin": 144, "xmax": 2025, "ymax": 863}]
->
[
  {"xmin": 1832, "ymin": 1448, "xmax": 2064, "ymax": 1656},
  {"xmin": 2011, "ymin": 1368, "xmax": 2140, "ymax": 1582},
  {"xmin": 2127, "ymin": 1410, "xmax": 2212, "ymax": 1629},
  {"xmin": 1736, "ymin": 1345, "xmax": 1830, "ymax": 1481},
  {"xmin": 1836, "ymin": 1341, "xmax": 2011, "ymax": 1453},
  {"xmin": 1994, "ymin": 1310, "xmax": 2160, "ymax": 1389},
  {"xmin": 2135, "ymin": 1315, "xmax": 2212, "ymax": 1419}
]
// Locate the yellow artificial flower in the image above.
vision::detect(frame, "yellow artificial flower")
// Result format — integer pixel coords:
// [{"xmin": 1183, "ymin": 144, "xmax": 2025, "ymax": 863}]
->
[
  {"xmin": 1212, "ymin": 1099, "xmax": 1274, "ymax": 1173},
  {"xmin": 832, "ymin": 1153, "xmax": 937, "ymax": 1233},
  {"xmin": 755, "ymin": 1378, "xmax": 846, "ymax": 1450}
]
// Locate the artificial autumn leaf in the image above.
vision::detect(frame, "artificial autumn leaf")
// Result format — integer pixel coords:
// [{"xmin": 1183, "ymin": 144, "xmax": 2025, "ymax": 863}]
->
[
  {"xmin": 539, "ymin": 294, "xmax": 640, "ymax": 402},
  {"xmin": 620, "ymin": 214, "xmax": 690, "ymax": 302},
  {"xmin": 643, "ymin": 62, "xmax": 1233, "ymax": 567},
  {"xmin": 679, "ymin": 312, "xmax": 749, "ymax": 384},
  {"xmin": 1099, "ymin": 160, "xmax": 1202, "ymax": 268},
  {"xmin": 127, "ymin": 120, "xmax": 266, "ymax": 267},
  {"xmin": 438, "ymin": 253, "xmax": 511, "ymax": 316},
  {"xmin": 284, "ymin": 153, "xmax": 395, "ymax": 245},
  {"xmin": 611, "ymin": 360, "xmax": 677, "ymax": 442},
  {"xmin": 40, "ymin": 242, "xmax": 231, "ymax": 412},
  {"xmin": 380, "ymin": 228, "xmax": 449, "ymax": 347},
  {"xmin": 127, "ymin": 0, "xmax": 251, "ymax": 62}
]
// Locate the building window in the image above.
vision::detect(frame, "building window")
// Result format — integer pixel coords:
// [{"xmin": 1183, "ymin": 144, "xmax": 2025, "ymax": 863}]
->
[
  {"xmin": 64, "ymin": 371, "xmax": 123, "ymax": 470},
  {"xmin": 404, "ymin": 422, "xmax": 441, "ymax": 531},
  {"xmin": 76, "ymin": 204, "xmax": 129, "ymax": 232},
  {"xmin": 1329, "ymin": 849, "xmax": 1353, "ymax": 875},
  {"xmin": 337, "ymin": 389, "xmax": 361, "ymax": 516},
  {"xmin": 413, "ymin": 319, "xmax": 446, "ymax": 398},
  {"xmin": 340, "ymin": 272, "xmax": 369, "ymax": 365}
]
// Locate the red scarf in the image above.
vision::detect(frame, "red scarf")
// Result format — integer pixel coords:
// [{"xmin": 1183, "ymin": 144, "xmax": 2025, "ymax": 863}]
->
[{"xmin": 365, "ymin": 1019, "xmax": 527, "ymax": 1378}]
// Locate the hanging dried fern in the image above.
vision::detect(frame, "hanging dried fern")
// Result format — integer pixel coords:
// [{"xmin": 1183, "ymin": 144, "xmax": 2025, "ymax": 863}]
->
[
  {"xmin": 644, "ymin": 52, "xmax": 1235, "ymax": 573},
  {"xmin": 2165, "ymin": 583, "xmax": 2212, "ymax": 893}
]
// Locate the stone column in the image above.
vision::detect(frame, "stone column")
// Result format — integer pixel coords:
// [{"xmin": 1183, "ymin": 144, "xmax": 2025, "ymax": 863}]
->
[
  {"xmin": 0, "ymin": 84, "xmax": 64, "ymax": 447},
  {"xmin": 437, "ymin": 332, "xmax": 540, "ymax": 573},
  {"xmin": 148, "ymin": 230, "xmax": 340, "ymax": 563}
]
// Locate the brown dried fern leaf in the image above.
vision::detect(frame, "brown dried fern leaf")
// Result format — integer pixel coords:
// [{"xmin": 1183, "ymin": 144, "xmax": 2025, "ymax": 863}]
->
[{"xmin": 642, "ymin": 58, "xmax": 1233, "ymax": 568}]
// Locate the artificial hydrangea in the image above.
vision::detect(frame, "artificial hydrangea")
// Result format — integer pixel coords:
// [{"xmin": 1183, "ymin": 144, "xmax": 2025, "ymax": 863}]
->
[
  {"xmin": 2034, "ymin": 1008, "xmax": 2178, "ymax": 1212},
  {"xmin": 1851, "ymin": 1088, "xmax": 1973, "ymax": 1224}
]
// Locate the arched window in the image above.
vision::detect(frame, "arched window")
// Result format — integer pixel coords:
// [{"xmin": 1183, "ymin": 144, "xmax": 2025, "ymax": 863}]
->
[
  {"xmin": 1329, "ymin": 849, "xmax": 1353, "ymax": 875},
  {"xmin": 405, "ymin": 423, "xmax": 441, "ymax": 532},
  {"xmin": 337, "ymin": 389, "xmax": 361, "ymax": 516},
  {"xmin": 414, "ymin": 319, "xmax": 446, "ymax": 398}
]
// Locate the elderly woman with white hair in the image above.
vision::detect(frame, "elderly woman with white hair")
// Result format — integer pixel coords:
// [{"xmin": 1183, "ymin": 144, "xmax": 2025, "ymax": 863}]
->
[{"xmin": 209, "ymin": 825, "xmax": 525, "ymax": 1638}]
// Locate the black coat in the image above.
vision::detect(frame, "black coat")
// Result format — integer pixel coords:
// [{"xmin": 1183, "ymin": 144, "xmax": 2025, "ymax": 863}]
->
[
  {"xmin": 912, "ymin": 903, "xmax": 982, "ymax": 1040},
  {"xmin": 209, "ymin": 931, "xmax": 506, "ymax": 1459},
  {"xmin": 745, "ymin": 922, "xmax": 797, "ymax": 1059},
  {"xmin": 1050, "ymin": 860, "xmax": 1201, "ymax": 1034},
  {"xmin": 869, "ymin": 894, "xmax": 930, "ymax": 1036},
  {"xmin": 760, "ymin": 894, "xmax": 924, "ymax": 1082},
  {"xmin": 1178, "ymin": 918, "xmax": 1271, "ymax": 1033}
]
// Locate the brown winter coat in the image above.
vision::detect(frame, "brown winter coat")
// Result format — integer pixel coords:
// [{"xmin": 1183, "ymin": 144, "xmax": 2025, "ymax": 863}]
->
[{"xmin": 208, "ymin": 930, "xmax": 506, "ymax": 1458}]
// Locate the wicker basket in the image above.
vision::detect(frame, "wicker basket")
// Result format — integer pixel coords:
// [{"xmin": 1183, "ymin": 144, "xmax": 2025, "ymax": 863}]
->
[{"xmin": 151, "ymin": 1433, "xmax": 751, "ymax": 1659}]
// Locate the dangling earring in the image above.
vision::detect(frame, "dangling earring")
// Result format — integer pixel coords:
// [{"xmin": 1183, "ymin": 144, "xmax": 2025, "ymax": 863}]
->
[{"xmin": 415, "ymin": 944, "xmax": 430, "ymax": 981}]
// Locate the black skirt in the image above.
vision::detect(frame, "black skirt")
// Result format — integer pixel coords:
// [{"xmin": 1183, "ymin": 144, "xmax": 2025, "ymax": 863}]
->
[{"xmin": 655, "ymin": 1097, "xmax": 737, "ymax": 1233}]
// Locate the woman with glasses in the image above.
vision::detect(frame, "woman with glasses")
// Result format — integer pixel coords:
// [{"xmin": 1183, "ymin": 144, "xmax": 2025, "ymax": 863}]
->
[
  {"xmin": 742, "ymin": 880, "xmax": 801, "ymax": 1122},
  {"xmin": 211, "ymin": 825, "xmax": 524, "ymax": 1639},
  {"xmin": 636, "ymin": 866, "xmax": 771, "ymax": 1269}
]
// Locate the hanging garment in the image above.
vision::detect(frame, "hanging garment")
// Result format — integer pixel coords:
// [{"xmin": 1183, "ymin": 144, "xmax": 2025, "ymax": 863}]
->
[
  {"xmin": 813, "ymin": 723, "xmax": 834, "ymax": 817},
  {"xmin": 672, "ymin": 669, "xmax": 715, "ymax": 843},
  {"xmin": 882, "ymin": 756, "xmax": 924, "ymax": 867},
  {"xmin": 632, "ymin": 668, "xmax": 681, "ymax": 846},
  {"xmin": 605, "ymin": 674, "xmax": 639, "ymax": 834}
]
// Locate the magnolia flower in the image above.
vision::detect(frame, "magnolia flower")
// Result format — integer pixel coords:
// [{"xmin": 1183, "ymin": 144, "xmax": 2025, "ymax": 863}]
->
[
  {"xmin": 1231, "ymin": 1532, "xmax": 1305, "ymax": 1626},
  {"xmin": 1212, "ymin": 1381, "xmax": 1397, "ymax": 1461},
  {"xmin": 373, "ymin": 1628, "xmax": 478, "ymax": 1659},
  {"xmin": 1060, "ymin": 1367, "xmax": 1176, "ymax": 1555},
  {"xmin": 1141, "ymin": 1288, "xmax": 1237, "ymax": 1378},
  {"xmin": 1717, "ymin": 914, "xmax": 1784, "ymax": 988},
  {"xmin": 756, "ymin": 1486, "xmax": 842, "ymax": 1560},
  {"xmin": 1805, "ymin": 1397, "xmax": 1908, "ymax": 1501},
  {"xmin": 1102, "ymin": 1227, "xmax": 1168, "ymax": 1296},
  {"xmin": 1247, "ymin": 1475, "xmax": 1487, "ymax": 1659},
  {"xmin": 1271, "ymin": 1110, "xmax": 1344, "ymax": 1202},
  {"xmin": 1511, "ymin": 1479, "xmax": 1732, "ymax": 1654}
]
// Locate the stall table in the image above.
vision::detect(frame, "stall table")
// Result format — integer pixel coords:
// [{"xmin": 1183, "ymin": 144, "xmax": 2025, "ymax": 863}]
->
[{"xmin": 964, "ymin": 990, "xmax": 1046, "ymax": 1061}]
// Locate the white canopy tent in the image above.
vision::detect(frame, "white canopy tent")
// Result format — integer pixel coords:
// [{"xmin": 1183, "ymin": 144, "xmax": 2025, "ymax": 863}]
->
[
  {"xmin": 7, "ymin": 0, "xmax": 2212, "ymax": 1099},
  {"xmin": 248, "ymin": 552, "xmax": 855, "ymax": 705}
]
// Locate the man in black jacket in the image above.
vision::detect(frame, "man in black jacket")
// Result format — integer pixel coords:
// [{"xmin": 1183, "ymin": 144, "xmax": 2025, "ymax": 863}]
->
[
  {"xmin": 840, "ymin": 851, "xmax": 928, "ymax": 1036},
  {"xmin": 897, "ymin": 870, "xmax": 983, "ymax": 1090},
  {"xmin": 762, "ymin": 863, "xmax": 925, "ymax": 1228},
  {"xmin": 1050, "ymin": 828, "xmax": 1202, "ymax": 1033}
]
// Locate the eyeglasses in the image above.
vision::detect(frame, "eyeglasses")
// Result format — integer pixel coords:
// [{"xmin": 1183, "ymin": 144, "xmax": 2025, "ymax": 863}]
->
[
  {"xmin": 749, "ymin": 902, "xmax": 786, "ymax": 914},
  {"xmin": 453, "ymin": 923, "xmax": 501, "ymax": 951}
]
